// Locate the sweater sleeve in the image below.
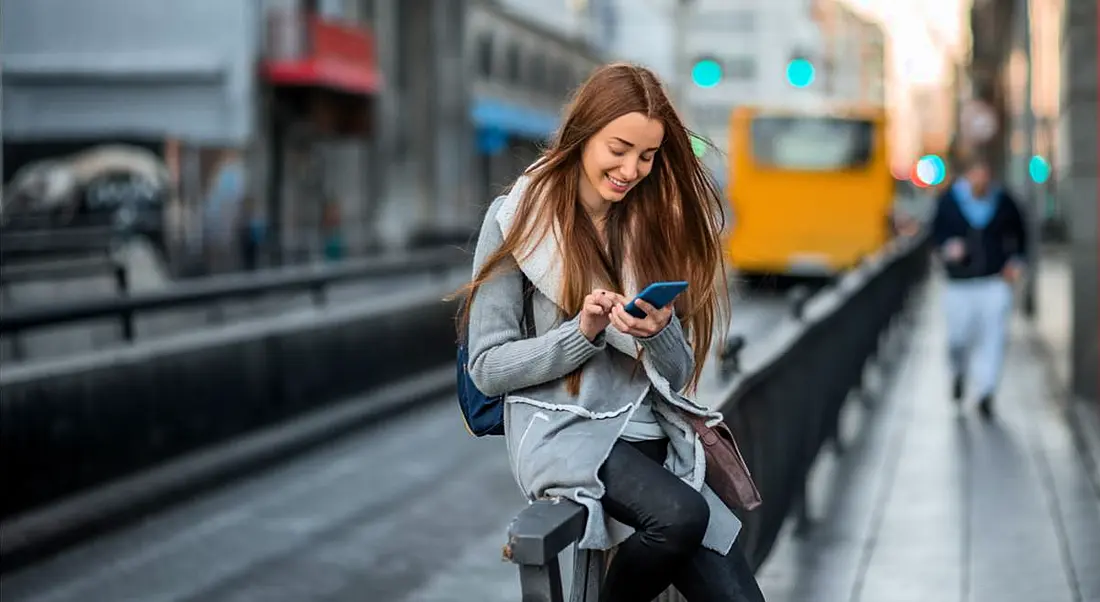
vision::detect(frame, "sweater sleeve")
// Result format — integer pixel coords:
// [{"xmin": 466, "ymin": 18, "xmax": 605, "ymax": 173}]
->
[
  {"xmin": 466, "ymin": 199, "xmax": 606, "ymax": 397},
  {"xmin": 637, "ymin": 312, "xmax": 694, "ymax": 391}
]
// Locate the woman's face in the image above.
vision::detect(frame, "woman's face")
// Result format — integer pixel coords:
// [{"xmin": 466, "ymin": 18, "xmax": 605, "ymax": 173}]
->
[{"xmin": 579, "ymin": 111, "xmax": 664, "ymax": 208}]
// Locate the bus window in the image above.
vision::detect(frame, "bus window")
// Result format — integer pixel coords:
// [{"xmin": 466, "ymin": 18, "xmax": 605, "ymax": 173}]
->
[{"xmin": 749, "ymin": 117, "xmax": 874, "ymax": 171}]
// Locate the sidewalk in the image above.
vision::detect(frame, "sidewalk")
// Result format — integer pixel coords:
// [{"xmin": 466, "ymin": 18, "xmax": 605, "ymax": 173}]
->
[
  {"xmin": 1032, "ymin": 247, "xmax": 1100, "ymax": 494},
  {"xmin": 756, "ymin": 273, "xmax": 1100, "ymax": 602}
]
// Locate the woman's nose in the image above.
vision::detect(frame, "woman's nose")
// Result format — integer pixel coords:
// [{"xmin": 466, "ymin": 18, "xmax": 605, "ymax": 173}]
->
[{"xmin": 619, "ymin": 158, "xmax": 638, "ymax": 180}]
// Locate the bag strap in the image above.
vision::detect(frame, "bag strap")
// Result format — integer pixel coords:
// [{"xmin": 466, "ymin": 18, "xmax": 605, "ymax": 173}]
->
[{"xmin": 520, "ymin": 273, "xmax": 535, "ymax": 339}]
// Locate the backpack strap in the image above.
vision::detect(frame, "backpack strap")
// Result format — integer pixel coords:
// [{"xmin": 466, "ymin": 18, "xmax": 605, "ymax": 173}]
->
[{"xmin": 520, "ymin": 273, "xmax": 536, "ymax": 339}]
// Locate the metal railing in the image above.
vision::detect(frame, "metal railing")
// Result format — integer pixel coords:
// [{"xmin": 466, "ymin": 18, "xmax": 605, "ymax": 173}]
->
[
  {"xmin": 0, "ymin": 246, "xmax": 469, "ymax": 350},
  {"xmin": 0, "ymin": 226, "xmax": 119, "ymax": 261},
  {"xmin": 0, "ymin": 256, "xmax": 129, "ymax": 295},
  {"xmin": 502, "ymin": 233, "xmax": 931, "ymax": 602}
]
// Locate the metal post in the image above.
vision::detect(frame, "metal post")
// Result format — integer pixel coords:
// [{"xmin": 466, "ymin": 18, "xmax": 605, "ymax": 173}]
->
[
  {"xmin": 570, "ymin": 549, "xmax": 605, "ymax": 602},
  {"xmin": 114, "ymin": 264, "xmax": 130, "ymax": 296},
  {"xmin": 518, "ymin": 560, "xmax": 566, "ymax": 602},
  {"xmin": 310, "ymin": 281, "xmax": 327, "ymax": 307},
  {"xmin": 121, "ymin": 309, "xmax": 135, "ymax": 342},
  {"xmin": 1, "ymin": 50, "xmax": 5, "ymax": 207},
  {"xmin": 1019, "ymin": 0, "xmax": 1039, "ymax": 318}
]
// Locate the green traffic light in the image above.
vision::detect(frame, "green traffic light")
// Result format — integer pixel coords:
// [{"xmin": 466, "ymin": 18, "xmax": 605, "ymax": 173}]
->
[
  {"xmin": 1029, "ymin": 155, "xmax": 1051, "ymax": 183},
  {"xmin": 786, "ymin": 59, "xmax": 815, "ymax": 88},
  {"xmin": 692, "ymin": 59, "xmax": 722, "ymax": 88}
]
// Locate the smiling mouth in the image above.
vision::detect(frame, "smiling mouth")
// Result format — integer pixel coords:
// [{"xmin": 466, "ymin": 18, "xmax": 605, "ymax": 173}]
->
[{"xmin": 607, "ymin": 175, "xmax": 631, "ymax": 190}]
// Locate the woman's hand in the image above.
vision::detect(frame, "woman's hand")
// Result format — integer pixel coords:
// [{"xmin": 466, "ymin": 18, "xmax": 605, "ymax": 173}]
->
[
  {"xmin": 610, "ymin": 297, "xmax": 672, "ymax": 338},
  {"xmin": 579, "ymin": 289, "xmax": 617, "ymax": 341}
]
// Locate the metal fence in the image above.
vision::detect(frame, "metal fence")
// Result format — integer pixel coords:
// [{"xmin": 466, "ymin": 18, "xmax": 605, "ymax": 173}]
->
[
  {"xmin": 0, "ymin": 255, "xmax": 129, "ymax": 294},
  {"xmin": 0, "ymin": 246, "xmax": 467, "ymax": 353},
  {"xmin": 502, "ymin": 233, "xmax": 932, "ymax": 602}
]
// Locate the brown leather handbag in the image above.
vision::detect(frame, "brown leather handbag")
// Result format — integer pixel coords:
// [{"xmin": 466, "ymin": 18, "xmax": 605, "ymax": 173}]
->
[{"xmin": 687, "ymin": 414, "xmax": 762, "ymax": 512}]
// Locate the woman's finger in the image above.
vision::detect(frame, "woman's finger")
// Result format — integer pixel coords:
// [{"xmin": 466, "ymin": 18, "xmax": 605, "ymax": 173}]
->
[
  {"xmin": 616, "ymin": 305, "xmax": 651, "ymax": 335},
  {"xmin": 633, "ymin": 299, "xmax": 659, "ymax": 315},
  {"xmin": 584, "ymin": 303, "xmax": 606, "ymax": 316},
  {"xmin": 607, "ymin": 292, "xmax": 630, "ymax": 306},
  {"xmin": 588, "ymin": 291, "xmax": 615, "ymax": 310},
  {"xmin": 591, "ymin": 288, "xmax": 614, "ymax": 302},
  {"xmin": 609, "ymin": 310, "xmax": 629, "ymax": 333},
  {"xmin": 611, "ymin": 305, "xmax": 632, "ymax": 326}
]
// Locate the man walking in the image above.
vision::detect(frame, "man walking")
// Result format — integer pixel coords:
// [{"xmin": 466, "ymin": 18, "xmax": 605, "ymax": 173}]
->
[{"xmin": 931, "ymin": 157, "xmax": 1029, "ymax": 418}]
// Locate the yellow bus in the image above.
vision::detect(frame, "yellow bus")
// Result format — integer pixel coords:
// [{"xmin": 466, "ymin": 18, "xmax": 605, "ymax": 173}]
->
[{"xmin": 725, "ymin": 105, "xmax": 893, "ymax": 278}]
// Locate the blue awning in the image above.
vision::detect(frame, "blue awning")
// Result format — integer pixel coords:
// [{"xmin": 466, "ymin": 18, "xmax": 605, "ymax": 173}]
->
[{"xmin": 470, "ymin": 96, "xmax": 559, "ymax": 142}]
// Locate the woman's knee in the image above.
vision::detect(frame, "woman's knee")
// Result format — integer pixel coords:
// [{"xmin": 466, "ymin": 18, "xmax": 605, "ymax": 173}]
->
[{"xmin": 653, "ymin": 488, "xmax": 710, "ymax": 555}]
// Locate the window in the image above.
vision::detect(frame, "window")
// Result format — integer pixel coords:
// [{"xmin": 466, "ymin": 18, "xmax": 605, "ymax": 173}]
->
[
  {"xmin": 356, "ymin": 0, "xmax": 374, "ymax": 23},
  {"xmin": 529, "ymin": 53, "xmax": 546, "ymax": 92},
  {"xmin": 691, "ymin": 10, "xmax": 754, "ymax": 33},
  {"xmin": 505, "ymin": 42, "xmax": 521, "ymax": 84},
  {"xmin": 477, "ymin": 33, "xmax": 494, "ymax": 78},
  {"xmin": 311, "ymin": 0, "xmax": 372, "ymax": 24},
  {"xmin": 316, "ymin": 0, "xmax": 342, "ymax": 19},
  {"xmin": 750, "ymin": 117, "xmax": 874, "ymax": 170},
  {"xmin": 725, "ymin": 56, "xmax": 756, "ymax": 80},
  {"xmin": 343, "ymin": 0, "xmax": 373, "ymax": 23}
]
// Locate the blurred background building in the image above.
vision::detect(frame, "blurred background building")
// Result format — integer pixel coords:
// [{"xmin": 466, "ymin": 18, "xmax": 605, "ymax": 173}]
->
[
  {"xmin": 0, "ymin": 0, "xmax": 1089, "ymax": 286},
  {"xmin": 0, "ymin": 0, "xmax": 612, "ymax": 278},
  {"xmin": 0, "ymin": 0, "xmax": 925, "ymax": 280}
]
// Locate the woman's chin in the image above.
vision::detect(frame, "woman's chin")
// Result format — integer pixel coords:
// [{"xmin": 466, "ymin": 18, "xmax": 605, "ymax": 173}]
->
[{"xmin": 601, "ymin": 187, "xmax": 630, "ymax": 202}]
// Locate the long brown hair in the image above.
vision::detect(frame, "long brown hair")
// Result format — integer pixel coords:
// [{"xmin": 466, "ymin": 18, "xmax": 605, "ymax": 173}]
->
[{"xmin": 454, "ymin": 62, "xmax": 729, "ymax": 394}]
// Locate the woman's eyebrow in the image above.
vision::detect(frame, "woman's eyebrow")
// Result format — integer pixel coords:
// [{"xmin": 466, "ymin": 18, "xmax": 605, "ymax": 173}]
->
[{"xmin": 611, "ymin": 136, "xmax": 659, "ymax": 152}]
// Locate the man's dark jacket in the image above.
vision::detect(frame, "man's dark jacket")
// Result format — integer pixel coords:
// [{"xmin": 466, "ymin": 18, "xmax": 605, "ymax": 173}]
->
[{"xmin": 930, "ymin": 182, "xmax": 1029, "ymax": 281}]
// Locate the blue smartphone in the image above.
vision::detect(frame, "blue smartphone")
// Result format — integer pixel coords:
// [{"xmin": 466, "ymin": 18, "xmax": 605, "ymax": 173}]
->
[{"xmin": 624, "ymin": 281, "xmax": 688, "ymax": 318}]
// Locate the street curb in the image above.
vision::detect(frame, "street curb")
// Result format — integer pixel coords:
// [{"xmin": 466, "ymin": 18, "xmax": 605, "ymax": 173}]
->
[{"xmin": 0, "ymin": 365, "xmax": 455, "ymax": 573}]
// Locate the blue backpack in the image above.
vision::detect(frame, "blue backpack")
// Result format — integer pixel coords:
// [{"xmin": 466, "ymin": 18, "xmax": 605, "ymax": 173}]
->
[{"xmin": 457, "ymin": 274, "xmax": 535, "ymax": 437}]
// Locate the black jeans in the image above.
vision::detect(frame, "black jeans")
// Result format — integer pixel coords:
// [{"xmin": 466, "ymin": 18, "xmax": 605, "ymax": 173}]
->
[{"xmin": 598, "ymin": 439, "xmax": 766, "ymax": 602}]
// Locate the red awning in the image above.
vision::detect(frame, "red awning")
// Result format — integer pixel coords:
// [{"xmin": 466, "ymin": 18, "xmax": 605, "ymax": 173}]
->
[{"xmin": 262, "ymin": 13, "xmax": 382, "ymax": 96}]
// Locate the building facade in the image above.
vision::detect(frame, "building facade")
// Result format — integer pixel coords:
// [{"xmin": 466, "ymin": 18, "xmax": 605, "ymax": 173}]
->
[
  {"xmin": 495, "ymin": 0, "xmax": 617, "ymax": 54},
  {"xmin": 2, "ymin": 0, "xmax": 618, "ymax": 274},
  {"xmin": 813, "ymin": 0, "xmax": 886, "ymax": 106},
  {"xmin": 1055, "ymin": 0, "xmax": 1098, "ymax": 403},
  {"xmin": 462, "ymin": 0, "xmax": 609, "ymax": 209},
  {"xmin": 2, "ymin": 0, "xmax": 386, "ymax": 274}
]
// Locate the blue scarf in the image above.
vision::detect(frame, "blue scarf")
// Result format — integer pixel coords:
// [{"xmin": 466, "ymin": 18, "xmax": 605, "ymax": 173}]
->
[{"xmin": 951, "ymin": 178, "xmax": 1000, "ymax": 229}]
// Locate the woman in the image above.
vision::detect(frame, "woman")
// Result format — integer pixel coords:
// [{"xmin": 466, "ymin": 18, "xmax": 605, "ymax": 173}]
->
[{"xmin": 458, "ymin": 63, "xmax": 765, "ymax": 601}]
